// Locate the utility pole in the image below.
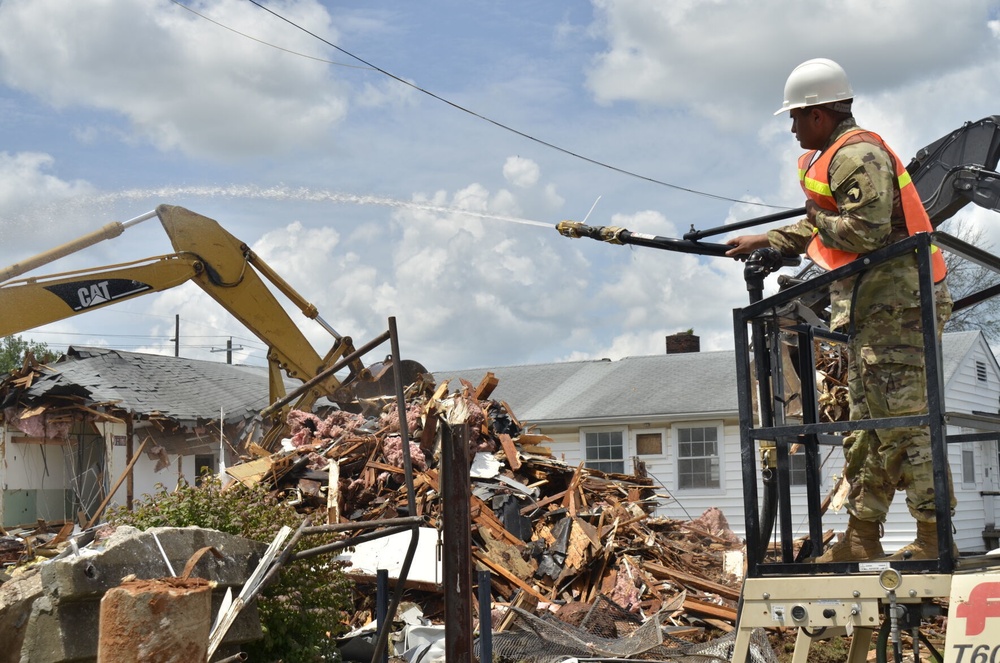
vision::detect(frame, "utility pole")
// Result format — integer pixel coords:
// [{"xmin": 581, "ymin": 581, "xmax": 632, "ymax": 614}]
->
[
  {"xmin": 172, "ymin": 315, "xmax": 179, "ymax": 357},
  {"xmin": 211, "ymin": 337, "xmax": 243, "ymax": 365}
]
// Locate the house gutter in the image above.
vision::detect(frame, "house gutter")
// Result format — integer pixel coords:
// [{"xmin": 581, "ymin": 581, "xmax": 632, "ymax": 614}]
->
[{"xmin": 524, "ymin": 410, "xmax": 740, "ymax": 429}]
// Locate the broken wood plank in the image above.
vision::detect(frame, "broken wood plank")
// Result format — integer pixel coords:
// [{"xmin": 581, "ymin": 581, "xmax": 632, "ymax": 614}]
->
[
  {"xmin": 85, "ymin": 437, "xmax": 150, "ymax": 530},
  {"xmin": 473, "ymin": 550, "xmax": 548, "ymax": 603},
  {"xmin": 682, "ymin": 596, "xmax": 738, "ymax": 622},
  {"xmin": 474, "ymin": 372, "xmax": 499, "ymax": 400},
  {"xmin": 497, "ymin": 433, "xmax": 521, "ymax": 471},
  {"xmin": 640, "ymin": 561, "xmax": 741, "ymax": 601}
]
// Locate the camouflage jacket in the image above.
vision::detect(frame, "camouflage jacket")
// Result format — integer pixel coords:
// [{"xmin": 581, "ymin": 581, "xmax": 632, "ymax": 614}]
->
[{"xmin": 766, "ymin": 118, "xmax": 948, "ymax": 340}]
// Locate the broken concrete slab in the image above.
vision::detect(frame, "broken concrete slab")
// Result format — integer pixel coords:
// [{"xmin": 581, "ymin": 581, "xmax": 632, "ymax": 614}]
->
[{"xmin": 0, "ymin": 526, "xmax": 267, "ymax": 663}]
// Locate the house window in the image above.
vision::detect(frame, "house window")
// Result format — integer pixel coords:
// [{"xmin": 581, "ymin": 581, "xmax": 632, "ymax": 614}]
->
[
  {"xmin": 962, "ymin": 444, "xmax": 976, "ymax": 487},
  {"xmin": 635, "ymin": 432, "xmax": 663, "ymax": 456},
  {"xmin": 584, "ymin": 430, "xmax": 625, "ymax": 474},
  {"xmin": 788, "ymin": 451, "xmax": 808, "ymax": 487},
  {"xmin": 195, "ymin": 454, "xmax": 216, "ymax": 485},
  {"xmin": 677, "ymin": 425, "xmax": 720, "ymax": 489},
  {"xmin": 977, "ymin": 360, "xmax": 988, "ymax": 383}
]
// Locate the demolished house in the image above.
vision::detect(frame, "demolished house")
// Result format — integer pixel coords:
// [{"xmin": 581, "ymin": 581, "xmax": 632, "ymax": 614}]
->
[
  {"xmin": 0, "ymin": 346, "xmax": 270, "ymax": 529},
  {"xmin": 0, "ymin": 346, "xmax": 774, "ymax": 662},
  {"xmin": 436, "ymin": 330, "xmax": 1000, "ymax": 554}
]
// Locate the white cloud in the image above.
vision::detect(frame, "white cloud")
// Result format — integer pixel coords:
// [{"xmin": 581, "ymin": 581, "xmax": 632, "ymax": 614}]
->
[
  {"xmin": 586, "ymin": 0, "xmax": 999, "ymax": 126},
  {"xmin": 0, "ymin": 152, "xmax": 96, "ymax": 255},
  {"xmin": 503, "ymin": 156, "xmax": 541, "ymax": 188},
  {"xmin": 0, "ymin": 0, "xmax": 351, "ymax": 159}
]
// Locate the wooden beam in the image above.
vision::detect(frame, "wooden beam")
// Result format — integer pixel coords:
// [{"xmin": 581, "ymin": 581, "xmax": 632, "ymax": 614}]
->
[
  {"xmin": 640, "ymin": 561, "xmax": 742, "ymax": 601},
  {"xmin": 683, "ymin": 595, "xmax": 738, "ymax": 622},
  {"xmin": 473, "ymin": 550, "xmax": 548, "ymax": 603},
  {"xmin": 85, "ymin": 436, "xmax": 150, "ymax": 530},
  {"xmin": 474, "ymin": 372, "xmax": 499, "ymax": 400}
]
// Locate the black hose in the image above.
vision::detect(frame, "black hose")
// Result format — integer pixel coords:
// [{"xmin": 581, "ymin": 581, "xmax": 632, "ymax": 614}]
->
[{"xmin": 757, "ymin": 470, "xmax": 778, "ymax": 560}]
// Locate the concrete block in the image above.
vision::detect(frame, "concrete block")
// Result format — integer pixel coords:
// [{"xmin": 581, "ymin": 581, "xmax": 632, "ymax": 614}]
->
[{"xmin": 1, "ymin": 526, "xmax": 267, "ymax": 663}]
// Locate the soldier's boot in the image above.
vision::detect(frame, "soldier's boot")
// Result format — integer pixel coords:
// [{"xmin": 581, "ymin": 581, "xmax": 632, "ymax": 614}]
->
[
  {"xmin": 887, "ymin": 520, "xmax": 959, "ymax": 561},
  {"xmin": 815, "ymin": 516, "xmax": 884, "ymax": 563}
]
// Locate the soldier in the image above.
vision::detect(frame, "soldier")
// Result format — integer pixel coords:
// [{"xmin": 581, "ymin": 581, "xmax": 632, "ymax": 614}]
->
[{"xmin": 725, "ymin": 58, "xmax": 955, "ymax": 562}]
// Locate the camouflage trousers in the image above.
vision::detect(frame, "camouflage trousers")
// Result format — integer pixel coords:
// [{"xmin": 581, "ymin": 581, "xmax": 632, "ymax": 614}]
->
[{"xmin": 840, "ymin": 282, "xmax": 955, "ymax": 524}]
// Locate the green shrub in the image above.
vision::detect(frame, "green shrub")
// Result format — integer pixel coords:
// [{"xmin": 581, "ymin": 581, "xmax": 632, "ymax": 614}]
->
[{"xmin": 107, "ymin": 475, "xmax": 353, "ymax": 662}]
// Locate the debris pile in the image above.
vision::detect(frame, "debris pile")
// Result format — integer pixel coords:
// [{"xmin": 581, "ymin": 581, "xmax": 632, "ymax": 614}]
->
[{"xmin": 228, "ymin": 373, "xmax": 748, "ymax": 651}]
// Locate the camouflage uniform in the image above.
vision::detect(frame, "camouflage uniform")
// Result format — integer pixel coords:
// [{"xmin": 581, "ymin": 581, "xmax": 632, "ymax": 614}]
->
[{"xmin": 767, "ymin": 118, "xmax": 955, "ymax": 525}]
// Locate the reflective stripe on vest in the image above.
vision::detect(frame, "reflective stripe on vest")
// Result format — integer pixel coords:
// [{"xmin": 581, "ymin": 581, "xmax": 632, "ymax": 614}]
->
[{"xmin": 797, "ymin": 129, "xmax": 946, "ymax": 282}]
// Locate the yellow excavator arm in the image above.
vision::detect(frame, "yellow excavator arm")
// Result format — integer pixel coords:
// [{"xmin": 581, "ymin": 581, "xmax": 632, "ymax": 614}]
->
[{"xmin": 0, "ymin": 204, "xmax": 376, "ymax": 423}]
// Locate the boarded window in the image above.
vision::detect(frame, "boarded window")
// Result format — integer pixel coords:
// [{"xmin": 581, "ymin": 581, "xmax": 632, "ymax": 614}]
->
[{"xmin": 636, "ymin": 432, "xmax": 663, "ymax": 455}]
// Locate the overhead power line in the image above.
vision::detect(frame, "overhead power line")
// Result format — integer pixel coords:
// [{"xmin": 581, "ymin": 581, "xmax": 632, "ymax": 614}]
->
[
  {"xmin": 174, "ymin": 0, "xmax": 785, "ymax": 210},
  {"xmin": 169, "ymin": 0, "xmax": 374, "ymax": 70}
]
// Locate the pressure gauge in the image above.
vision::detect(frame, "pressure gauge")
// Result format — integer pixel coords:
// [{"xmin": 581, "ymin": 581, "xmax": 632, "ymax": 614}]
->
[{"xmin": 878, "ymin": 568, "xmax": 902, "ymax": 592}]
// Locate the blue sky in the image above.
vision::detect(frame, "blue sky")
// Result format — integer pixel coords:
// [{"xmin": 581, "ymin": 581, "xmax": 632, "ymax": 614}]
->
[{"xmin": 1, "ymin": 0, "xmax": 999, "ymax": 373}]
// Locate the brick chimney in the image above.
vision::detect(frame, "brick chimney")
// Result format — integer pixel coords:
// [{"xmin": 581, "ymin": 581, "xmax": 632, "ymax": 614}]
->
[{"xmin": 665, "ymin": 331, "xmax": 700, "ymax": 354}]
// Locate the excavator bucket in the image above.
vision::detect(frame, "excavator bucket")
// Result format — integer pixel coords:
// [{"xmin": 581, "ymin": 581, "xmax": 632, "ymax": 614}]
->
[
  {"xmin": 909, "ymin": 115, "xmax": 1000, "ymax": 226},
  {"xmin": 351, "ymin": 357, "xmax": 429, "ymax": 400}
]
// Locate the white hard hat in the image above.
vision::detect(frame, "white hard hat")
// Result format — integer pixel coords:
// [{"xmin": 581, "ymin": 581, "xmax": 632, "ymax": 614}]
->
[{"xmin": 774, "ymin": 58, "xmax": 854, "ymax": 116}]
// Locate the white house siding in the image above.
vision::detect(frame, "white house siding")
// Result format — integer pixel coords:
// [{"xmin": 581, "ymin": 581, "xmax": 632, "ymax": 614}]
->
[
  {"xmin": 942, "ymin": 337, "xmax": 1000, "ymax": 552},
  {"xmin": 535, "ymin": 420, "xmax": 752, "ymax": 536},
  {"xmin": 106, "ymin": 429, "xmax": 207, "ymax": 511},
  {"xmin": 525, "ymin": 335, "xmax": 1000, "ymax": 554},
  {"xmin": 1, "ymin": 430, "xmax": 72, "ymax": 528}
]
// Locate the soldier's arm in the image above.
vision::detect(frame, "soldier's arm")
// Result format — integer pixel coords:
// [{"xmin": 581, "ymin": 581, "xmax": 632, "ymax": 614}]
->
[
  {"xmin": 766, "ymin": 218, "xmax": 814, "ymax": 255},
  {"xmin": 810, "ymin": 143, "xmax": 895, "ymax": 254}
]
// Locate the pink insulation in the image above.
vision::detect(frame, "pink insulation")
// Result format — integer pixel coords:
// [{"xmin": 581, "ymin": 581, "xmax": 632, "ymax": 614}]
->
[
  {"xmin": 381, "ymin": 434, "xmax": 427, "ymax": 472},
  {"xmin": 5, "ymin": 407, "xmax": 73, "ymax": 441}
]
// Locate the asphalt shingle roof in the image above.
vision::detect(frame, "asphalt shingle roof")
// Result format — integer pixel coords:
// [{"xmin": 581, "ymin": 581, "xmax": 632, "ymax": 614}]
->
[
  {"xmin": 434, "ymin": 332, "xmax": 986, "ymax": 424},
  {"xmin": 435, "ymin": 350, "xmax": 739, "ymax": 423},
  {"xmin": 13, "ymin": 332, "xmax": 986, "ymax": 429},
  {"xmin": 22, "ymin": 346, "xmax": 271, "ymax": 425}
]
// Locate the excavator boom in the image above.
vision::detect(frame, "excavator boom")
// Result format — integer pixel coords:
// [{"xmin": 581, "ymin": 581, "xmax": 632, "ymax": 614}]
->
[{"xmin": 0, "ymin": 205, "xmax": 422, "ymax": 440}]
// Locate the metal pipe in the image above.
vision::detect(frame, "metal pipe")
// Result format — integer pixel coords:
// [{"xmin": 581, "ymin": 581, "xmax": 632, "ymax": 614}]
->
[
  {"xmin": 215, "ymin": 653, "xmax": 249, "ymax": 663},
  {"xmin": 0, "ymin": 209, "xmax": 156, "ymax": 283},
  {"xmin": 477, "ymin": 569, "xmax": 493, "ymax": 663},
  {"xmin": 682, "ymin": 207, "xmax": 805, "ymax": 240},
  {"xmin": 376, "ymin": 570, "xmax": 389, "ymax": 663},
  {"xmin": 259, "ymin": 329, "xmax": 391, "ymax": 418},
  {"xmin": 369, "ymin": 317, "xmax": 422, "ymax": 663},
  {"xmin": 301, "ymin": 515, "xmax": 425, "ymax": 535},
  {"xmin": 290, "ymin": 524, "xmax": 415, "ymax": 562},
  {"xmin": 442, "ymin": 421, "xmax": 474, "ymax": 662}
]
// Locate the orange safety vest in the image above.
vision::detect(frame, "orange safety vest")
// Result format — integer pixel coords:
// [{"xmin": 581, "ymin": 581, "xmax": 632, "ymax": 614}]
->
[{"xmin": 798, "ymin": 129, "xmax": 946, "ymax": 282}]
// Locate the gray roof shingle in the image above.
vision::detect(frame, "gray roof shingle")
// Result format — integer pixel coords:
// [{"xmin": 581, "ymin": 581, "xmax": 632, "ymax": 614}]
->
[
  {"xmin": 22, "ymin": 346, "xmax": 271, "ymax": 425},
  {"xmin": 435, "ymin": 350, "xmax": 738, "ymax": 424},
  {"xmin": 434, "ymin": 332, "xmax": 986, "ymax": 424}
]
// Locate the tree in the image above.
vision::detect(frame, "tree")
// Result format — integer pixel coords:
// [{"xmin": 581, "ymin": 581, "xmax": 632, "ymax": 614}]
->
[
  {"xmin": 939, "ymin": 218, "xmax": 1000, "ymax": 343},
  {"xmin": 0, "ymin": 335, "xmax": 60, "ymax": 373}
]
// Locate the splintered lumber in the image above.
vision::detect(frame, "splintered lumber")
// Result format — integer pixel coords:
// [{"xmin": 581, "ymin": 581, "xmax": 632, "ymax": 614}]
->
[
  {"xmin": 640, "ymin": 561, "xmax": 741, "ymax": 601},
  {"xmin": 498, "ymin": 433, "xmax": 521, "ymax": 471},
  {"xmin": 422, "ymin": 469, "xmax": 524, "ymax": 546},
  {"xmin": 473, "ymin": 550, "xmax": 548, "ymax": 603},
  {"xmin": 682, "ymin": 595, "xmax": 738, "ymax": 622},
  {"xmin": 209, "ymin": 369, "xmax": 746, "ymax": 647},
  {"xmin": 478, "ymin": 527, "xmax": 535, "ymax": 579},
  {"xmin": 85, "ymin": 437, "xmax": 150, "ymax": 530},
  {"xmin": 474, "ymin": 372, "xmax": 499, "ymax": 400}
]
